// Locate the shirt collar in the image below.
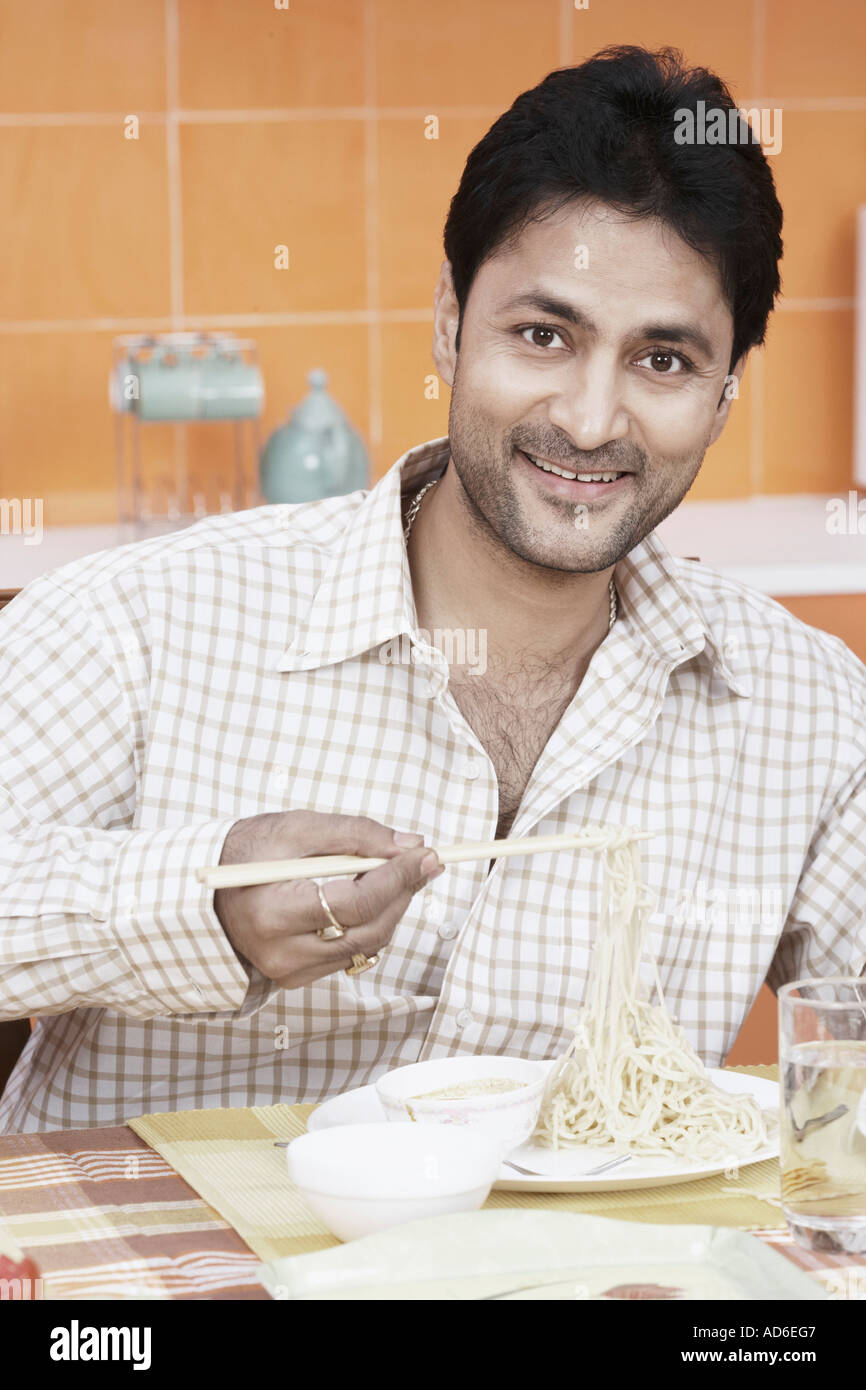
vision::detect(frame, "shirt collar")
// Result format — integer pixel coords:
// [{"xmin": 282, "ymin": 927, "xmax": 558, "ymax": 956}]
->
[
  {"xmin": 275, "ymin": 436, "xmax": 448, "ymax": 673},
  {"xmin": 615, "ymin": 530, "xmax": 760, "ymax": 698},
  {"xmin": 276, "ymin": 435, "xmax": 763, "ymax": 697}
]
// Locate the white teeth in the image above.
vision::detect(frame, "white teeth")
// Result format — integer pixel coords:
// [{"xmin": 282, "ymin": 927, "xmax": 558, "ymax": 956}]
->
[
  {"xmin": 526, "ymin": 453, "xmax": 577, "ymax": 480},
  {"xmin": 525, "ymin": 453, "xmax": 623, "ymax": 484}
]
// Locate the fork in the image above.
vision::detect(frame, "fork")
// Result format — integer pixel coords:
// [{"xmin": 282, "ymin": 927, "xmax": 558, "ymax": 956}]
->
[
  {"xmin": 503, "ymin": 1153, "xmax": 632, "ymax": 1178},
  {"xmin": 273, "ymin": 1139, "xmax": 633, "ymax": 1176},
  {"xmin": 789, "ymin": 1103, "xmax": 848, "ymax": 1142}
]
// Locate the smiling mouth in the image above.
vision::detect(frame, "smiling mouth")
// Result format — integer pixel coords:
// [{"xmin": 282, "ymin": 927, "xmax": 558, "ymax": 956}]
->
[{"xmin": 518, "ymin": 449, "xmax": 629, "ymax": 483}]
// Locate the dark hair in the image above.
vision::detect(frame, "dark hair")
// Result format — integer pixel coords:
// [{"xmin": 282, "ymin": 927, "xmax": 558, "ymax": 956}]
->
[{"xmin": 443, "ymin": 45, "xmax": 783, "ymax": 376}]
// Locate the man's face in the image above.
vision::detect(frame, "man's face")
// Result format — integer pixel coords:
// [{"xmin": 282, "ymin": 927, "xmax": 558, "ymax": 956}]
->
[{"xmin": 433, "ymin": 198, "xmax": 742, "ymax": 572}]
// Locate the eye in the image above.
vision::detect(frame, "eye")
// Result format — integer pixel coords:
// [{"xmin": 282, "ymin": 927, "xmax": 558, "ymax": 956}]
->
[
  {"xmin": 634, "ymin": 349, "xmax": 694, "ymax": 375},
  {"xmin": 518, "ymin": 324, "xmax": 567, "ymax": 350}
]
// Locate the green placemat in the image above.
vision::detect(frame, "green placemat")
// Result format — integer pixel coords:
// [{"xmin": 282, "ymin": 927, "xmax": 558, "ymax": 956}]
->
[{"xmin": 128, "ymin": 1064, "xmax": 783, "ymax": 1262}]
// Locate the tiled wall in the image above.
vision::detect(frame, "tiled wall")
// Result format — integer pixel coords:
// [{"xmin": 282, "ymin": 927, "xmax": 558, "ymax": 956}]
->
[{"xmin": 0, "ymin": 0, "xmax": 864, "ymax": 523}]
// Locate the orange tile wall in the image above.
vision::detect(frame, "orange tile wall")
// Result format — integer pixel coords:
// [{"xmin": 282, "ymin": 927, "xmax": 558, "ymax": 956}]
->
[{"xmin": 1, "ymin": 0, "xmax": 865, "ymax": 521}]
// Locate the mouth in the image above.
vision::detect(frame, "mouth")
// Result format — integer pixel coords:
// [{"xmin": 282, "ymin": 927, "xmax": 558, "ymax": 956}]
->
[{"xmin": 516, "ymin": 448, "xmax": 633, "ymax": 500}]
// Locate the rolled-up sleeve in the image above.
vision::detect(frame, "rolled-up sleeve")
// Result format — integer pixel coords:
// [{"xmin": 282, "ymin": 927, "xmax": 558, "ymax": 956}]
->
[{"xmin": 0, "ymin": 572, "xmax": 275, "ymax": 1021}]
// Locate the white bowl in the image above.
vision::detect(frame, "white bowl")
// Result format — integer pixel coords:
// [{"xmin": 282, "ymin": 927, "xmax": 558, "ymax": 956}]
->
[
  {"xmin": 285, "ymin": 1122, "xmax": 501, "ymax": 1242},
  {"xmin": 375, "ymin": 1054, "xmax": 548, "ymax": 1156}
]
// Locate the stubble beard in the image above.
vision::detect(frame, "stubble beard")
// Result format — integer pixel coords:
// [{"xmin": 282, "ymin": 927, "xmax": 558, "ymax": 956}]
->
[{"xmin": 445, "ymin": 387, "xmax": 707, "ymax": 575}]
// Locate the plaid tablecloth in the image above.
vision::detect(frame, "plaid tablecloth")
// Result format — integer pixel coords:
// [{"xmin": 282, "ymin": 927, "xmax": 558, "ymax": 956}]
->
[
  {"xmin": 0, "ymin": 1123, "xmax": 863, "ymax": 1300},
  {"xmin": 0, "ymin": 1125, "xmax": 265, "ymax": 1299}
]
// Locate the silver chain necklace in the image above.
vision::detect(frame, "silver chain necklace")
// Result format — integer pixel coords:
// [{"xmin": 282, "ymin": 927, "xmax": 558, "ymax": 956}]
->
[{"xmin": 403, "ymin": 477, "xmax": 618, "ymax": 631}]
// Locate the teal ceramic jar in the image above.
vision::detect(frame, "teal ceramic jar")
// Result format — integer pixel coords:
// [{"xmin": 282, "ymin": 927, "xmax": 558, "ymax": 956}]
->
[{"xmin": 259, "ymin": 369, "xmax": 369, "ymax": 503}]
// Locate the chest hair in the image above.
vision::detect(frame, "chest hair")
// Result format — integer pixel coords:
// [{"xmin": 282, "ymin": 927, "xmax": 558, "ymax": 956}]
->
[{"xmin": 447, "ymin": 661, "xmax": 580, "ymax": 841}]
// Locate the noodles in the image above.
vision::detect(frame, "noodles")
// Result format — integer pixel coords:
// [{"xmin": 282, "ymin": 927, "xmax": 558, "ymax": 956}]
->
[{"xmin": 534, "ymin": 826, "xmax": 774, "ymax": 1161}]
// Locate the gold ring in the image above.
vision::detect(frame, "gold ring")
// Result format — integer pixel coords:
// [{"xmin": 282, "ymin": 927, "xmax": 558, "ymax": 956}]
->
[
  {"xmin": 345, "ymin": 952, "xmax": 380, "ymax": 976},
  {"xmin": 315, "ymin": 883, "xmax": 346, "ymax": 940}
]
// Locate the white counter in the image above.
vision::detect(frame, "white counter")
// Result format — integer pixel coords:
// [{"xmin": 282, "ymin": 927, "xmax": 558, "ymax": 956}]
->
[
  {"xmin": 0, "ymin": 521, "xmax": 192, "ymax": 591},
  {"xmin": 656, "ymin": 493, "xmax": 866, "ymax": 596},
  {"xmin": 2, "ymin": 495, "xmax": 865, "ymax": 597}
]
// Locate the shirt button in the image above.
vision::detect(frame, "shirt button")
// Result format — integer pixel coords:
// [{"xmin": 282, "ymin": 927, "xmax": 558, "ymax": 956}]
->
[
  {"xmin": 438, "ymin": 922, "xmax": 458, "ymax": 941},
  {"xmin": 594, "ymin": 653, "xmax": 612, "ymax": 679},
  {"xmin": 723, "ymin": 638, "xmax": 739, "ymax": 661},
  {"xmin": 123, "ymin": 896, "xmax": 137, "ymax": 913},
  {"xmin": 463, "ymin": 758, "xmax": 480, "ymax": 779},
  {"xmin": 455, "ymin": 1008, "xmax": 474, "ymax": 1029}
]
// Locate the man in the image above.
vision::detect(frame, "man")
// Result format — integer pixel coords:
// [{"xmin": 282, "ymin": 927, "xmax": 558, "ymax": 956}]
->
[{"xmin": 1, "ymin": 46, "xmax": 864, "ymax": 1133}]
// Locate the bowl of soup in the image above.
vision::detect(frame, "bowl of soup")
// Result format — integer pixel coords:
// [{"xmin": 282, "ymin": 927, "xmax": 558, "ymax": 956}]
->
[{"xmin": 375, "ymin": 1055, "xmax": 548, "ymax": 1155}]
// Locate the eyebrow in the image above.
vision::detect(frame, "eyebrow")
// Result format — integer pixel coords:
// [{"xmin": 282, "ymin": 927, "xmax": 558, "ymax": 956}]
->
[{"xmin": 499, "ymin": 291, "xmax": 717, "ymax": 361}]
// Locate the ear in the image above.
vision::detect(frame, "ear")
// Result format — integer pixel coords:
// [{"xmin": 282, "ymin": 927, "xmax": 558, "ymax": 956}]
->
[
  {"xmin": 432, "ymin": 260, "xmax": 460, "ymax": 388},
  {"xmin": 707, "ymin": 352, "xmax": 749, "ymax": 447}
]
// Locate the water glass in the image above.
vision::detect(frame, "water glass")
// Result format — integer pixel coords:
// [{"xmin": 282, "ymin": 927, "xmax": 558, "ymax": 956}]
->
[{"xmin": 778, "ymin": 976, "xmax": 866, "ymax": 1254}]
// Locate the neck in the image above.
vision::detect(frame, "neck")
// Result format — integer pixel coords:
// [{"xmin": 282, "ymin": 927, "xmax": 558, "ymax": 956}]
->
[{"xmin": 406, "ymin": 460, "xmax": 615, "ymax": 677}]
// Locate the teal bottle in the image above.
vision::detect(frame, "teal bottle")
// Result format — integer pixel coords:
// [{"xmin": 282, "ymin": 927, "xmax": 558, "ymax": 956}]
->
[{"xmin": 259, "ymin": 369, "xmax": 369, "ymax": 503}]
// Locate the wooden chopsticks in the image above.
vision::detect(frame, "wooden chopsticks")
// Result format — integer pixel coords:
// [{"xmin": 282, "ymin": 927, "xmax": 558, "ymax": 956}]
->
[{"xmin": 195, "ymin": 828, "xmax": 654, "ymax": 890}]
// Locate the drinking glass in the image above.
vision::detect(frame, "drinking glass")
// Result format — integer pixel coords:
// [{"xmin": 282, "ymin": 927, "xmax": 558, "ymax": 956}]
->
[{"xmin": 778, "ymin": 976, "xmax": 866, "ymax": 1253}]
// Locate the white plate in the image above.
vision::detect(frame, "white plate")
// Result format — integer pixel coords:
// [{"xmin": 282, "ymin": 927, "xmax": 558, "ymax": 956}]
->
[
  {"xmin": 258, "ymin": 1210, "xmax": 825, "ymax": 1302},
  {"xmin": 305, "ymin": 1069, "xmax": 779, "ymax": 1192}
]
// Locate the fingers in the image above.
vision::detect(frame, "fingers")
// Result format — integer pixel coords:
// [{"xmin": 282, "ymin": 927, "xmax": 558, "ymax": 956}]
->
[
  {"xmin": 276, "ymin": 811, "xmax": 426, "ymax": 860},
  {"xmin": 315, "ymin": 846, "xmax": 441, "ymax": 929},
  {"xmin": 273, "ymin": 856, "xmax": 442, "ymax": 989},
  {"xmin": 217, "ymin": 818, "xmax": 442, "ymax": 990},
  {"xmin": 261, "ymin": 844, "xmax": 440, "ymax": 938}
]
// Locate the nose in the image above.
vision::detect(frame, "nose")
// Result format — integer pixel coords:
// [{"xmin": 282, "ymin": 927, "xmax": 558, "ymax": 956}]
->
[{"xmin": 546, "ymin": 353, "xmax": 630, "ymax": 453}]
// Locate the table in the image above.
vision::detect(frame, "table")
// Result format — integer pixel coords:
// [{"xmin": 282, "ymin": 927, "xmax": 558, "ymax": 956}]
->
[
  {"xmin": 0, "ymin": 1123, "xmax": 864, "ymax": 1300},
  {"xmin": 0, "ymin": 1124, "xmax": 266, "ymax": 1299}
]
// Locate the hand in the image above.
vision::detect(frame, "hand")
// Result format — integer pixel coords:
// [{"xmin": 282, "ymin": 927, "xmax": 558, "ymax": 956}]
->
[{"xmin": 212, "ymin": 811, "xmax": 443, "ymax": 990}]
